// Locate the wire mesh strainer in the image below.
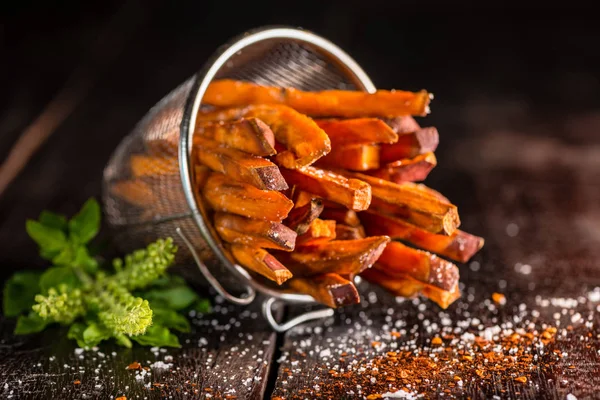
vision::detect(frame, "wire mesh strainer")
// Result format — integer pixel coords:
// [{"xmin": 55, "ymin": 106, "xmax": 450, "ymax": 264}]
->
[{"xmin": 102, "ymin": 26, "xmax": 377, "ymax": 332}]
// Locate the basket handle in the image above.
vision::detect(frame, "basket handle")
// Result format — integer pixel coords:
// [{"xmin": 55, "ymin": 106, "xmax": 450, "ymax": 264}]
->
[
  {"xmin": 262, "ymin": 297, "xmax": 335, "ymax": 333},
  {"xmin": 176, "ymin": 227, "xmax": 256, "ymax": 305}
]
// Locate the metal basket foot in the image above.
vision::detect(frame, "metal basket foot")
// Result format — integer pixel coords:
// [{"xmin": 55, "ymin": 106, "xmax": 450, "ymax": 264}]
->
[{"xmin": 262, "ymin": 297, "xmax": 335, "ymax": 333}]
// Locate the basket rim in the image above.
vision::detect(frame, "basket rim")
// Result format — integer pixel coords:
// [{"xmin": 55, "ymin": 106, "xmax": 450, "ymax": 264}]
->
[{"xmin": 178, "ymin": 25, "xmax": 377, "ymax": 303}]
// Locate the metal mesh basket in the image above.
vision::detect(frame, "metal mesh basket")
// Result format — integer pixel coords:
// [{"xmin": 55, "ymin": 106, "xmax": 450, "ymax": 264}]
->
[{"xmin": 102, "ymin": 26, "xmax": 376, "ymax": 331}]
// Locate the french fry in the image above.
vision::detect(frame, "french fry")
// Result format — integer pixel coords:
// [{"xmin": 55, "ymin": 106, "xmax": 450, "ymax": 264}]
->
[
  {"xmin": 343, "ymin": 172, "xmax": 459, "ymax": 235},
  {"xmin": 360, "ymin": 268, "xmax": 424, "ymax": 298},
  {"xmin": 287, "ymin": 273, "xmax": 360, "ymax": 308},
  {"xmin": 379, "ymin": 127, "xmax": 439, "ymax": 163},
  {"xmin": 375, "ymin": 241, "xmax": 459, "ymax": 292},
  {"xmin": 203, "ymin": 79, "xmax": 432, "ymax": 117},
  {"xmin": 360, "ymin": 210, "xmax": 484, "ymax": 263},
  {"xmin": 361, "ymin": 267, "xmax": 460, "ymax": 309},
  {"xmin": 291, "ymin": 190, "xmax": 321, "ymax": 208},
  {"xmin": 422, "ymin": 283, "xmax": 461, "ymax": 309},
  {"xmin": 316, "ymin": 144, "xmax": 380, "ymax": 171},
  {"xmin": 335, "ymin": 224, "xmax": 366, "ymax": 240},
  {"xmin": 214, "ymin": 212, "xmax": 296, "ymax": 251},
  {"xmin": 283, "ymin": 198, "xmax": 324, "ymax": 235},
  {"xmin": 229, "ymin": 245, "xmax": 292, "ymax": 285},
  {"xmin": 202, "ymin": 173, "xmax": 293, "ymax": 222},
  {"xmin": 315, "ymin": 118, "xmax": 398, "ymax": 146},
  {"xmin": 408, "ymin": 183, "xmax": 449, "ymax": 203},
  {"xmin": 320, "ymin": 208, "xmax": 361, "ymax": 227},
  {"xmin": 277, "ymin": 236, "xmax": 390, "ymax": 276},
  {"xmin": 110, "ymin": 179, "xmax": 157, "ymax": 208},
  {"xmin": 130, "ymin": 154, "xmax": 179, "ymax": 177},
  {"xmin": 381, "ymin": 116, "xmax": 421, "ymax": 134},
  {"xmin": 367, "ymin": 152, "xmax": 437, "ymax": 182},
  {"xmin": 295, "ymin": 218, "xmax": 337, "ymax": 246},
  {"xmin": 196, "ymin": 104, "xmax": 330, "ymax": 169},
  {"xmin": 194, "ymin": 137, "xmax": 288, "ymax": 190},
  {"xmin": 280, "ymin": 166, "xmax": 371, "ymax": 211},
  {"xmin": 195, "ymin": 118, "xmax": 276, "ymax": 156}
]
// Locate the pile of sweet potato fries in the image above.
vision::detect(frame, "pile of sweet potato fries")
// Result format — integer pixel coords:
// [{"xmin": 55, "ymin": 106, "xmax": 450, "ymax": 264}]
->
[{"xmin": 112, "ymin": 79, "xmax": 484, "ymax": 309}]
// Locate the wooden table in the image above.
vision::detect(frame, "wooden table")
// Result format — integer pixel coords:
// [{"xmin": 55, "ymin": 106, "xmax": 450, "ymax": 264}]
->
[{"xmin": 1, "ymin": 4, "xmax": 599, "ymax": 399}]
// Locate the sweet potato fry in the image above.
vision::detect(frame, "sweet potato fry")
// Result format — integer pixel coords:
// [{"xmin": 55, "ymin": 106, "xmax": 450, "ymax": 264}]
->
[
  {"xmin": 283, "ymin": 198, "xmax": 324, "ymax": 235},
  {"xmin": 320, "ymin": 208, "xmax": 361, "ymax": 227},
  {"xmin": 343, "ymin": 172, "xmax": 459, "ymax": 235},
  {"xmin": 408, "ymin": 183, "xmax": 449, "ymax": 203},
  {"xmin": 202, "ymin": 173, "xmax": 293, "ymax": 222},
  {"xmin": 278, "ymin": 236, "xmax": 390, "ymax": 276},
  {"xmin": 194, "ymin": 137, "xmax": 287, "ymax": 190},
  {"xmin": 382, "ymin": 116, "xmax": 421, "ymax": 134},
  {"xmin": 375, "ymin": 241, "xmax": 459, "ymax": 291},
  {"xmin": 335, "ymin": 224, "xmax": 365, "ymax": 240},
  {"xmin": 214, "ymin": 212, "xmax": 296, "ymax": 251},
  {"xmin": 361, "ymin": 267, "xmax": 460, "ymax": 308},
  {"xmin": 130, "ymin": 155, "xmax": 179, "ymax": 177},
  {"xmin": 287, "ymin": 273, "xmax": 360, "ymax": 308},
  {"xmin": 280, "ymin": 166, "xmax": 371, "ymax": 211},
  {"xmin": 291, "ymin": 190, "xmax": 321, "ymax": 208},
  {"xmin": 315, "ymin": 118, "xmax": 398, "ymax": 146},
  {"xmin": 360, "ymin": 268, "xmax": 424, "ymax": 298},
  {"xmin": 194, "ymin": 118, "xmax": 276, "ymax": 156},
  {"xmin": 295, "ymin": 219, "xmax": 336, "ymax": 246},
  {"xmin": 110, "ymin": 179, "xmax": 157, "ymax": 208},
  {"xmin": 316, "ymin": 144, "xmax": 380, "ymax": 171},
  {"xmin": 360, "ymin": 211, "xmax": 484, "ymax": 263},
  {"xmin": 203, "ymin": 79, "xmax": 432, "ymax": 117},
  {"xmin": 196, "ymin": 104, "xmax": 330, "ymax": 169},
  {"xmin": 229, "ymin": 245, "xmax": 292, "ymax": 285},
  {"xmin": 422, "ymin": 283, "xmax": 461, "ymax": 309},
  {"xmin": 379, "ymin": 127, "xmax": 439, "ymax": 163},
  {"xmin": 367, "ymin": 152, "xmax": 437, "ymax": 182}
]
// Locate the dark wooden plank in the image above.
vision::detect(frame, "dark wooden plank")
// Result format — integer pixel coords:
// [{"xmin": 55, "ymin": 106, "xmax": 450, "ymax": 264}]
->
[
  {"xmin": 272, "ymin": 134, "xmax": 600, "ymax": 399},
  {"xmin": 0, "ymin": 295, "xmax": 280, "ymax": 400}
]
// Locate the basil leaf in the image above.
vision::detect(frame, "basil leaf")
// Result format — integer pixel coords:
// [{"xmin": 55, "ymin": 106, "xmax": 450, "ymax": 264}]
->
[
  {"xmin": 26, "ymin": 220, "xmax": 67, "ymax": 258},
  {"xmin": 68, "ymin": 198, "xmax": 100, "ymax": 244},
  {"xmin": 39, "ymin": 266, "xmax": 80, "ymax": 293},
  {"xmin": 67, "ymin": 323, "xmax": 88, "ymax": 348},
  {"xmin": 52, "ymin": 245, "xmax": 75, "ymax": 266},
  {"xmin": 14, "ymin": 312, "xmax": 49, "ymax": 334},
  {"xmin": 82, "ymin": 322, "xmax": 112, "ymax": 347},
  {"xmin": 131, "ymin": 325, "xmax": 180, "ymax": 348},
  {"xmin": 143, "ymin": 286, "xmax": 198, "ymax": 310},
  {"xmin": 193, "ymin": 298, "xmax": 212, "ymax": 314},
  {"xmin": 152, "ymin": 308, "xmax": 191, "ymax": 333},
  {"xmin": 73, "ymin": 246, "xmax": 98, "ymax": 274},
  {"xmin": 114, "ymin": 333, "xmax": 133, "ymax": 348},
  {"xmin": 3, "ymin": 271, "xmax": 41, "ymax": 317},
  {"xmin": 39, "ymin": 211, "xmax": 67, "ymax": 232}
]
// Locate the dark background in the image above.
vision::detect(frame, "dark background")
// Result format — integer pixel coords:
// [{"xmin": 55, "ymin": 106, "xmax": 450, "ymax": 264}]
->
[{"xmin": 1, "ymin": 1, "xmax": 599, "ymax": 279}]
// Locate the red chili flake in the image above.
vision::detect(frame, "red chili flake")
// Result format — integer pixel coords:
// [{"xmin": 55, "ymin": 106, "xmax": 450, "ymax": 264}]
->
[
  {"xmin": 492, "ymin": 292, "xmax": 506, "ymax": 305},
  {"xmin": 514, "ymin": 376, "xmax": 527, "ymax": 383},
  {"xmin": 115, "ymin": 397, "xmax": 127, "ymax": 400},
  {"xmin": 431, "ymin": 337, "xmax": 443, "ymax": 346},
  {"xmin": 126, "ymin": 362, "xmax": 142, "ymax": 370},
  {"xmin": 73, "ymin": 380, "xmax": 81, "ymax": 385}
]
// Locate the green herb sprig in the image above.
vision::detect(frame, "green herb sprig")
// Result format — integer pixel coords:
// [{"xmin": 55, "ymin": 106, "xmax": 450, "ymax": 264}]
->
[{"xmin": 2, "ymin": 198, "xmax": 210, "ymax": 348}]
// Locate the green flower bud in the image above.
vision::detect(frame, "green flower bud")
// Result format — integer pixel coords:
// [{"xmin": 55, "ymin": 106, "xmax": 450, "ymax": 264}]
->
[{"xmin": 32, "ymin": 284, "xmax": 85, "ymax": 324}]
